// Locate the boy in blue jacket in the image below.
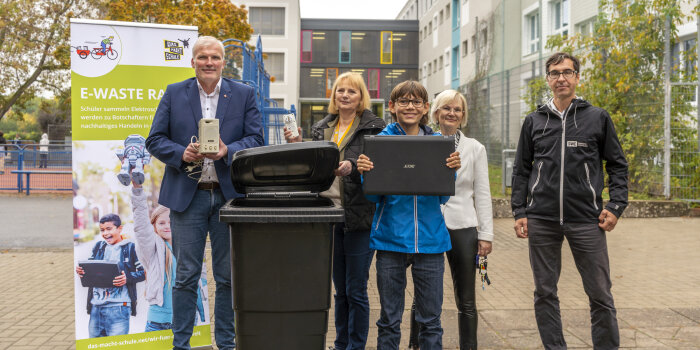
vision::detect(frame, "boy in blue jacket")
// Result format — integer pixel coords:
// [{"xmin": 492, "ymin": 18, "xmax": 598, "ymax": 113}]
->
[
  {"xmin": 76, "ymin": 213, "xmax": 146, "ymax": 338},
  {"xmin": 357, "ymin": 80, "xmax": 460, "ymax": 349}
]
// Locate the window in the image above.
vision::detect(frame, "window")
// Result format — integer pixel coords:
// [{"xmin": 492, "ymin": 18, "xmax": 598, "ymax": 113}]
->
[
  {"xmin": 433, "ymin": 59, "xmax": 438, "ymax": 73},
  {"xmin": 445, "ymin": 3, "xmax": 450, "ymax": 19},
  {"xmin": 451, "ymin": 0, "xmax": 459, "ymax": 29},
  {"xmin": 526, "ymin": 11, "xmax": 540, "ymax": 55},
  {"xmin": 263, "ymin": 52, "xmax": 284, "ymax": 82},
  {"xmin": 439, "ymin": 10, "xmax": 444, "ymax": 24},
  {"xmin": 438, "ymin": 55, "xmax": 443, "ymax": 69},
  {"xmin": 368, "ymin": 68, "xmax": 380, "ymax": 98},
  {"xmin": 419, "ymin": 30, "xmax": 423, "ymax": 41},
  {"xmin": 428, "ymin": 62, "xmax": 432, "ymax": 75},
  {"xmin": 423, "ymin": 26, "xmax": 428, "ymax": 39},
  {"xmin": 684, "ymin": 38, "xmax": 697, "ymax": 79},
  {"xmin": 550, "ymin": 0, "xmax": 569, "ymax": 37},
  {"xmin": 461, "ymin": 0, "xmax": 469, "ymax": 26},
  {"xmin": 575, "ymin": 19, "xmax": 593, "ymax": 37},
  {"xmin": 339, "ymin": 31, "xmax": 351, "ymax": 63},
  {"xmin": 471, "ymin": 34, "xmax": 477, "ymax": 51},
  {"xmin": 380, "ymin": 31, "xmax": 393, "ymax": 64},
  {"xmin": 444, "ymin": 49, "xmax": 450, "ymax": 68},
  {"xmin": 249, "ymin": 7, "xmax": 285, "ymax": 35},
  {"xmin": 326, "ymin": 68, "xmax": 338, "ymax": 98},
  {"xmin": 480, "ymin": 28, "xmax": 487, "ymax": 47},
  {"xmin": 429, "ymin": 21, "xmax": 433, "ymax": 34},
  {"xmin": 301, "ymin": 30, "xmax": 312, "ymax": 62},
  {"xmin": 462, "ymin": 39, "xmax": 468, "ymax": 56}
]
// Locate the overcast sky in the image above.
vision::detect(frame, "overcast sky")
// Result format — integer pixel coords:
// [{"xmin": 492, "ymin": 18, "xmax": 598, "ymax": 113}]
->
[{"xmin": 299, "ymin": 0, "xmax": 409, "ymax": 20}]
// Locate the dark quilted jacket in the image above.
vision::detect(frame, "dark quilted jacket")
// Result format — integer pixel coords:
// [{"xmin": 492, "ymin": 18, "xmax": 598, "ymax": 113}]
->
[{"xmin": 311, "ymin": 109, "xmax": 386, "ymax": 232}]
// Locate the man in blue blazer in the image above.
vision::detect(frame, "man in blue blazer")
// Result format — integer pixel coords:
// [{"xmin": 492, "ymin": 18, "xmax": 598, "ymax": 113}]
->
[{"xmin": 146, "ymin": 36, "xmax": 264, "ymax": 350}]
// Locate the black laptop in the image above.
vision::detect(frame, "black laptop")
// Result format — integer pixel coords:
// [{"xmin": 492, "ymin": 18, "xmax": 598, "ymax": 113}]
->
[
  {"xmin": 78, "ymin": 260, "xmax": 120, "ymax": 288},
  {"xmin": 362, "ymin": 135, "xmax": 455, "ymax": 196}
]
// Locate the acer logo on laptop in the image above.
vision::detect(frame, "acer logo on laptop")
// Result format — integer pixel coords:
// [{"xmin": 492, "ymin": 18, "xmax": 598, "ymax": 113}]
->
[{"xmin": 404, "ymin": 164, "xmax": 415, "ymax": 168}]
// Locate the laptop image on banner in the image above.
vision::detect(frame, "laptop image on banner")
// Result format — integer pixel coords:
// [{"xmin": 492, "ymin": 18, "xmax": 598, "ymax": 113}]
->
[
  {"xmin": 78, "ymin": 260, "xmax": 121, "ymax": 288},
  {"xmin": 362, "ymin": 135, "xmax": 455, "ymax": 196}
]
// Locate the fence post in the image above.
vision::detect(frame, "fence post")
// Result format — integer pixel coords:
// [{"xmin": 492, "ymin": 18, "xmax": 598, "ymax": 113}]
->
[{"xmin": 663, "ymin": 14, "xmax": 671, "ymax": 199}]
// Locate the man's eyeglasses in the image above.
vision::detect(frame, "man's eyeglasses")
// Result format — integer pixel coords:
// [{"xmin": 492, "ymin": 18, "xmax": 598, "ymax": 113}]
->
[
  {"xmin": 440, "ymin": 106, "xmax": 463, "ymax": 114},
  {"xmin": 395, "ymin": 98, "xmax": 425, "ymax": 107},
  {"xmin": 546, "ymin": 69, "xmax": 577, "ymax": 80}
]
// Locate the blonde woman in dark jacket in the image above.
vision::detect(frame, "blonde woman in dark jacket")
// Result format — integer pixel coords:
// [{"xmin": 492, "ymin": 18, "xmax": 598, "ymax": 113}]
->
[{"xmin": 285, "ymin": 72, "xmax": 385, "ymax": 350}]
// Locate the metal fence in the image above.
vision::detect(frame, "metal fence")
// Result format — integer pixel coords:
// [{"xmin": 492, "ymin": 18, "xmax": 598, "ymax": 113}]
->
[
  {"xmin": 0, "ymin": 142, "xmax": 72, "ymax": 193},
  {"xmin": 458, "ymin": 60, "xmax": 699, "ymax": 202}
]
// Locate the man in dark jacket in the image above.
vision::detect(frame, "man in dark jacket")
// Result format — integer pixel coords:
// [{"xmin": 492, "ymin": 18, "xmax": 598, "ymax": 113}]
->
[{"xmin": 511, "ymin": 52, "xmax": 628, "ymax": 350}]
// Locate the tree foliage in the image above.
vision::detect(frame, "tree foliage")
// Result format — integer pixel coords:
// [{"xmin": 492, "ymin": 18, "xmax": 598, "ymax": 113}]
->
[
  {"xmin": 103, "ymin": 0, "xmax": 252, "ymax": 40},
  {"xmin": 532, "ymin": 0, "xmax": 699, "ymax": 199},
  {"xmin": 0, "ymin": 0, "xmax": 94, "ymax": 120}
]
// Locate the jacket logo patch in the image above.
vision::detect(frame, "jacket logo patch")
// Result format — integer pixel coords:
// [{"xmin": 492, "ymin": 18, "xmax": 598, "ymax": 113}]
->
[
  {"xmin": 567, "ymin": 141, "xmax": 587, "ymax": 147},
  {"xmin": 404, "ymin": 164, "xmax": 415, "ymax": 169}
]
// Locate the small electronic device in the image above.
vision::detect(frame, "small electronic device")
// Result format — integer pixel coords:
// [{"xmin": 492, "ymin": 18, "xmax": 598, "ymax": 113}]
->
[
  {"xmin": 199, "ymin": 118, "xmax": 219, "ymax": 154},
  {"xmin": 283, "ymin": 114, "xmax": 299, "ymax": 138},
  {"xmin": 78, "ymin": 260, "xmax": 121, "ymax": 288}
]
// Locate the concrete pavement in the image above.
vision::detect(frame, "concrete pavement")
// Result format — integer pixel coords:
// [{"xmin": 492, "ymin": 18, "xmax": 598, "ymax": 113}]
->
[{"xmin": 0, "ymin": 194, "xmax": 699, "ymax": 349}]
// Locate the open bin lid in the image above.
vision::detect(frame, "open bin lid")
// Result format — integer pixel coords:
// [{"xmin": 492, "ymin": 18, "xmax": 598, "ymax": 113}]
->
[{"xmin": 230, "ymin": 141, "xmax": 340, "ymax": 194}]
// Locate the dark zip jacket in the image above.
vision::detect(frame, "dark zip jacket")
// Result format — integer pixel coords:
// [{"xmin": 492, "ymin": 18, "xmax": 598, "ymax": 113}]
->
[
  {"xmin": 511, "ymin": 98, "xmax": 628, "ymax": 224},
  {"xmin": 311, "ymin": 109, "xmax": 386, "ymax": 232}
]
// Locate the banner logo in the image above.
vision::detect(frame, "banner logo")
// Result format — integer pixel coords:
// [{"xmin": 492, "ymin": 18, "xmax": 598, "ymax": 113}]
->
[{"xmin": 164, "ymin": 38, "xmax": 189, "ymax": 61}]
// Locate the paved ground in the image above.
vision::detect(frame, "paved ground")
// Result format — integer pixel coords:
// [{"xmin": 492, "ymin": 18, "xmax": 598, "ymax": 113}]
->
[{"xmin": 1, "ymin": 194, "xmax": 699, "ymax": 349}]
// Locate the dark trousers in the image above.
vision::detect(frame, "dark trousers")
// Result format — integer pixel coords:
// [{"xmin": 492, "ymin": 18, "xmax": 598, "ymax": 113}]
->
[
  {"xmin": 528, "ymin": 218, "xmax": 619, "ymax": 350},
  {"xmin": 39, "ymin": 153, "xmax": 48, "ymax": 168},
  {"xmin": 409, "ymin": 227, "xmax": 478, "ymax": 350},
  {"xmin": 331, "ymin": 223, "xmax": 374, "ymax": 350}
]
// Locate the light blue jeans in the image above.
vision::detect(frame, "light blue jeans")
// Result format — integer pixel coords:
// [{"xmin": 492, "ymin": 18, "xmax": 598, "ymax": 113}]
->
[
  {"xmin": 88, "ymin": 304, "xmax": 130, "ymax": 338},
  {"xmin": 170, "ymin": 189, "xmax": 235, "ymax": 350}
]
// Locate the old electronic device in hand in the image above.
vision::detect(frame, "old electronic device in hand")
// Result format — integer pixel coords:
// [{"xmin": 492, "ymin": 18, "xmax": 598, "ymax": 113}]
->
[
  {"xmin": 78, "ymin": 260, "xmax": 121, "ymax": 288},
  {"xmin": 283, "ymin": 114, "xmax": 299, "ymax": 138},
  {"xmin": 198, "ymin": 118, "xmax": 219, "ymax": 154}
]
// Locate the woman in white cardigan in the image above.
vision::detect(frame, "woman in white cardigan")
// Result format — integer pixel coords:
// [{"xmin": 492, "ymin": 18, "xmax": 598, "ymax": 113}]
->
[
  {"xmin": 408, "ymin": 89, "xmax": 493, "ymax": 350},
  {"xmin": 131, "ymin": 182, "xmax": 207, "ymax": 332}
]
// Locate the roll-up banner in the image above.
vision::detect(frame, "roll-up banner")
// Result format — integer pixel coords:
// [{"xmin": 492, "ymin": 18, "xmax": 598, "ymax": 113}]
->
[{"xmin": 70, "ymin": 19, "xmax": 212, "ymax": 350}]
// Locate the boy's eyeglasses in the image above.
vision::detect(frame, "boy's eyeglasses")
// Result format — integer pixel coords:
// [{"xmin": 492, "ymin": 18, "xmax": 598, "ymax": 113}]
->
[
  {"xmin": 440, "ymin": 106, "xmax": 463, "ymax": 114},
  {"xmin": 546, "ymin": 69, "xmax": 577, "ymax": 80},
  {"xmin": 395, "ymin": 98, "xmax": 425, "ymax": 107}
]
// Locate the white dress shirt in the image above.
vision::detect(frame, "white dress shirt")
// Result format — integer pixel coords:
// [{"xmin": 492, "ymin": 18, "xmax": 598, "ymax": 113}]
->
[{"xmin": 196, "ymin": 78, "xmax": 222, "ymax": 183}]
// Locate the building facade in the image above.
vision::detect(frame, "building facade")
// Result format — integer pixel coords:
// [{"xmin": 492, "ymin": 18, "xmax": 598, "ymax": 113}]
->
[
  {"xmin": 298, "ymin": 19, "xmax": 419, "ymax": 137},
  {"xmin": 237, "ymin": 0, "xmax": 301, "ymax": 110}
]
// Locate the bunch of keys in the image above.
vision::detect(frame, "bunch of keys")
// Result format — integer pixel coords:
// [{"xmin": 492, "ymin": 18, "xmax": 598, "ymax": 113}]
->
[{"xmin": 475, "ymin": 254, "xmax": 491, "ymax": 290}]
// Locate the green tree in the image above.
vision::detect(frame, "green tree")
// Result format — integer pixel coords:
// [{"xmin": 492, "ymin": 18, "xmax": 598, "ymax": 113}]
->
[
  {"xmin": 0, "ymin": 0, "xmax": 95, "ymax": 120},
  {"xmin": 103, "ymin": 0, "xmax": 252, "ymax": 40},
  {"xmin": 535, "ymin": 0, "xmax": 699, "ymax": 199}
]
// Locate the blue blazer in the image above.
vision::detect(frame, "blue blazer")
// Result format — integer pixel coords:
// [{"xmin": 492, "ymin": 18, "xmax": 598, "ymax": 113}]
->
[{"xmin": 146, "ymin": 77, "xmax": 264, "ymax": 212}]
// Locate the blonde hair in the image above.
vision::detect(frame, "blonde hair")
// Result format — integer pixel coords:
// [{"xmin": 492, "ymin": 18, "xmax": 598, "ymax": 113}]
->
[
  {"xmin": 327, "ymin": 72, "xmax": 371, "ymax": 115},
  {"xmin": 150, "ymin": 205, "xmax": 173, "ymax": 287},
  {"xmin": 430, "ymin": 89, "xmax": 468, "ymax": 128},
  {"xmin": 192, "ymin": 36, "xmax": 224, "ymax": 57}
]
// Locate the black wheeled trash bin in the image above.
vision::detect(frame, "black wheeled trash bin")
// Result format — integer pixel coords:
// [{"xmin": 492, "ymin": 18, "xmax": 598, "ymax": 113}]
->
[{"xmin": 220, "ymin": 141, "xmax": 344, "ymax": 349}]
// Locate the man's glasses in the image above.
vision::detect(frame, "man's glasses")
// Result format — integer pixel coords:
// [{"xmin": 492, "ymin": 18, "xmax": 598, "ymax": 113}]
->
[
  {"xmin": 395, "ymin": 98, "xmax": 425, "ymax": 107},
  {"xmin": 440, "ymin": 106, "xmax": 463, "ymax": 114},
  {"xmin": 546, "ymin": 69, "xmax": 577, "ymax": 80}
]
